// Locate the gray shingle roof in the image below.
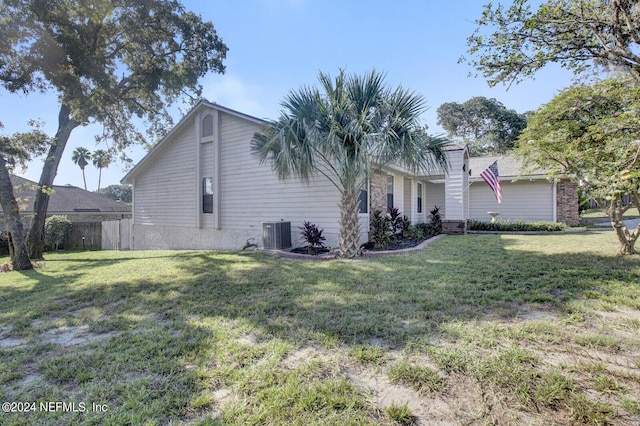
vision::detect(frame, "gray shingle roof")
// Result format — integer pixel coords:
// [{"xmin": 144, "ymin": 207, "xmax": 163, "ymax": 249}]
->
[
  {"xmin": 6, "ymin": 175, "xmax": 131, "ymax": 214},
  {"xmin": 469, "ymin": 155, "xmax": 547, "ymax": 179}
]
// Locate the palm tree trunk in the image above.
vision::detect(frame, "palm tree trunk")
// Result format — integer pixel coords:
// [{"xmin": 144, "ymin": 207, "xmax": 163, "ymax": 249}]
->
[
  {"xmin": 26, "ymin": 103, "xmax": 79, "ymax": 259},
  {"xmin": 0, "ymin": 158, "xmax": 32, "ymax": 270},
  {"xmin": 97, "ymin": 168, "xmax": 102, "ymax": 192},
  {"xmin": 339, "ymin": 185, "xmax": 361, "ymax": 258},
  {"xmin": 82, "ymin": 169, "xmax": 88, "ymax": 191}
]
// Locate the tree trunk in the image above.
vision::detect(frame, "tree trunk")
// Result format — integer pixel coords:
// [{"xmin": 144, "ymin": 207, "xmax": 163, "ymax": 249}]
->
[
  {"xmin": 597, "ymin": 196, "xmax": 639, "ymax": 255},
  {"xmin": 82, "ymin": 169, "xmax": 87, "ymax": 191},
  {"xmin": 26, "ymin": 103, "xmax": 79, "ymax": 259},
  {"xmin": 615, "ymin": 225, "xmax": 638, "ymax": 255},
  {"xmin": 0, "ymin": 159, "xmax": 33, "ymax": 270},
  {"xmin": 339, "ymin": 185, "xmax": 361, "ymax": 258}
]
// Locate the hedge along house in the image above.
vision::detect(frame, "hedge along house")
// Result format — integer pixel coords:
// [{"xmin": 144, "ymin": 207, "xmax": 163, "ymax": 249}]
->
[{"xmin": 121, "ymin": 101, "xmax": 473, "ymax": 250}]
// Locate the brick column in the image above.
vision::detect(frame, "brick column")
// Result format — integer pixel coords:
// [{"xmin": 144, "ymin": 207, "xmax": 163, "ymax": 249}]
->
[
  {"xmin": 556, "ymin": 180, "xmax": 579, "ymax": 225},
  {"xmin": 370, "ymin": 170, "xmax": 387, "ymax": 215}
]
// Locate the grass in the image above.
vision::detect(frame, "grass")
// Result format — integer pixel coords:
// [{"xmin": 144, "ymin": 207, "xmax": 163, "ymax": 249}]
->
[
  {"xmin": 0, "ymin": 232, "xmax": 639, "ymax": 424},
  {"xmin": 581, "ymin": 208, "xmax": 639, "ymax": 219}
]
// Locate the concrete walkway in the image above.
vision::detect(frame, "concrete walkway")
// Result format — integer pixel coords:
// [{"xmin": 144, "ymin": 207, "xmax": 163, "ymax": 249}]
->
[{"xmin": 593, "ymin": 218, "xmax": 640, "ymax": 229}]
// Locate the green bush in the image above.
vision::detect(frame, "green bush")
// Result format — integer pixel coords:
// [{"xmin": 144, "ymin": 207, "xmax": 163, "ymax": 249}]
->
[
  {"xmin": 371, "ymin": 210, "xmax": 393, "ymax": 248},
  {"xmin": 0, "ymin": 233, "xmax": 9, "ymax": 256},
  {"xmin": 45, "ymin": 215, "xmax": 72, "ymax": 251},
  {"xmin": 469, "ymin": 220, "xmax": 567, "ymax": 232},
  {"xmin": 429, "ymin": 206, "xmax": 442, "ymax": 234}
]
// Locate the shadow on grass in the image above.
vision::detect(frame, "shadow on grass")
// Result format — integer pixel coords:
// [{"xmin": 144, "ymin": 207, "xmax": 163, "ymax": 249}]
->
[{"xmin": 1, "ymin": 234, "xmax": 639, "ymax": 424}]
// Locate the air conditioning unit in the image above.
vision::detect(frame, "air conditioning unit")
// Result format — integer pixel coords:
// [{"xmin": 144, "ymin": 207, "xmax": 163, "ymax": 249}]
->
[{"xmin": 262, "ymin": 221, "xmax": 292, "ymax": 250}]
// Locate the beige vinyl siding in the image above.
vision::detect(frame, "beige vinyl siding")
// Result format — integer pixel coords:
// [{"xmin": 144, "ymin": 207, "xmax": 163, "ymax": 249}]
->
[
  {"xmin": 133, "ymin": 125, "xmax": 197, "ymax": 227},
  {"xmin": 218, "ymin": 112, "xmax": 344, "ymax": 246},
  {"xmin": 469, "ymin": 179, "xmax": 554, "ymax": 222},
  {"xmin": 444, "ymin": 149, "xmax": 465, "ymax": 220},
  {"xmin": 414, "ymin": 181, "xmax": 427, "ymax": 223},
  {"xmin": 403, "ymin": 178, "xmax": 412, "ymax": 221},
  {"xmin": 424, "ymin": 182, "xmax": 446, "ymax": 219},
  {"xmin": 200, "ymin": 140, "xmax": 215, "ymax": 228}
]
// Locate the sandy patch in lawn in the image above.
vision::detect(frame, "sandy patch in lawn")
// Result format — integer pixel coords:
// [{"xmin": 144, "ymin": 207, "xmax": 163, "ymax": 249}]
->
[
  {"xmin": 346, "ymin": 365, "xmax": 482, "ymax": 426},
  {"xmin": 41, "ymin": 325, "xmax": 119, "ymax": 346},
  {"xmin": 0, "ymin": 323, "xmax": 119, "ymax": 349}
]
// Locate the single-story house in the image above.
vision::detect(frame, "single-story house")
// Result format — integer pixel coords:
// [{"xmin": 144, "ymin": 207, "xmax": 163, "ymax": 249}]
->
[
  {"xmin": 423, "ymin": 156, "xmax": 580, "ymax": 225},
  {"xmin": 121, "ymin": 101, "xmax": 578, "ymax": 251},
  {"xmin": 1, "ymin": 175, "xmax": 132, "ymax": 250},
  {"xmin": 3, "ymin": 175, "xmax": 132, "ymax": 226}
]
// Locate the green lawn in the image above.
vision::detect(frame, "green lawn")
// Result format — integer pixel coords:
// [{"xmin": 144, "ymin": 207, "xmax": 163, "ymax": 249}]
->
[
  {"xmin": 581, "ymin": 208, "xmax": 639, "ymax": 220},
  {"xmin": 1, "ymin": 232, "xmax": 639, "ymax": 425}
]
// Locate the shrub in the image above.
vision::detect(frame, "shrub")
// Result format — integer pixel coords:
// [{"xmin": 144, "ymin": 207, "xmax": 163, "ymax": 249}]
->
[
  {"xmin": 429, "ymin": 206, "xmax": 442, "ymax": 234},
  {"xmin": 404, "ymin": 224, "xmax": 424, "ymax": 239},
  {"xmin": 388, "ymin": 207, "xmax": 405, "ymax": 237},
  {"xmin": 45, "ymin": 215, "xmax": 72, "ymax": 251},
  {"xmin": 298, "ymin": 221, "xmax": 326, "ymax": 254},
  {"xmin": 371, "ymin": 210, "xmax": 393, "ymax": 248},
  {"xmin": 0, "ymin": 232, "xmax": 9, "ymax": 256},
  {"xmin": 469, "ymin": 220, "xmax": 568, "ymax": 232}
]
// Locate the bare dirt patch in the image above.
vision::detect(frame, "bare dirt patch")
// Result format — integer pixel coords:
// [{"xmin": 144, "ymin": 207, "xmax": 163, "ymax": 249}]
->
[{"xmin": 346, "ymin": 365, "xmax": 482, "ymax": 425}]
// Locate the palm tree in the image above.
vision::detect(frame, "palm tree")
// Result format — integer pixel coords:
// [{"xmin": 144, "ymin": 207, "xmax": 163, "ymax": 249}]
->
[
  {"xmin": 71, "ymin": 147, "xmax": 91, "ymax": 190},
  {"xmin": 92, "ymin": 149, "xmax": 112, "ymax": 192},
  {"xmin": 252, "ymin": 70, "xmax": 449, "ymax": 258}
]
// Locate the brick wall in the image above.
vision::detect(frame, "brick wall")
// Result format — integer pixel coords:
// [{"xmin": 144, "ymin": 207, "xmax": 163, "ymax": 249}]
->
[
  {"xmin": 370, "ymin": 170, "xmax": 387, "ymax": 215},
  {"xmin": 556, "ymin": 180, "xmax": 580, "ymax": 225},
  {"xmin": 442, "ymin": 220, "xmax": 467, "ymax": 235}
]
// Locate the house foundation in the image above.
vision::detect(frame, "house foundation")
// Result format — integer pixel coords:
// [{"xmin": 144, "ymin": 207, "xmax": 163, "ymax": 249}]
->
[{"xmin": 442, "ymin": 220, "xmax": 467, "ymax": 235}]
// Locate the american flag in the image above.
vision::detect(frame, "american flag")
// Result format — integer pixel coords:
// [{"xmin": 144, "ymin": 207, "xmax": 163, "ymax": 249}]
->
[{"xmin": 480, "ymin": 160, "xmax": 502, "ymax": 204}]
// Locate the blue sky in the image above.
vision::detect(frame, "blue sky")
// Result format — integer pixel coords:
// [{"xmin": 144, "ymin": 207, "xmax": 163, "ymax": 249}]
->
[{"xmin": 1, "ymin": 0, "xmax": 573, "ymax": 190}]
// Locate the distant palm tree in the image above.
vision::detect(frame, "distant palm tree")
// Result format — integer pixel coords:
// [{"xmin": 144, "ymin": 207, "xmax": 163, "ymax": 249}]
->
[
  {"xmin": 252, "ymin": 70, "xmax": 449, "ymax": 258},
  {"xmin": 71, "ymin": 147, "xmax": 91, "ymax": 190},
  {"xmin": 92, "ymin": 149, "xmax": 112, "ymax": 192}
]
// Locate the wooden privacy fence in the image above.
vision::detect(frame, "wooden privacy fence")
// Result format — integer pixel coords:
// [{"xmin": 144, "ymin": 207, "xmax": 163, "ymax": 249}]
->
[
  {"xmin": 101, "ymin": 219, "xmax": 132, "ymax": 250},
  {"xmin": 66, "ymin": 222, "xmax": 102, "ymax": 250}
]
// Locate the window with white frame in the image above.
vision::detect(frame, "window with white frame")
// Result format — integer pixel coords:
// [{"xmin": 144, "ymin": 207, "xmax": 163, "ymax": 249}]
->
[
  {"xmin": 202, "ymin": 177, "xmax": 213, "ymax": 213},
  {"xmin": 417, "ymin": 182, "xmax": 423, "ymax": 214}
]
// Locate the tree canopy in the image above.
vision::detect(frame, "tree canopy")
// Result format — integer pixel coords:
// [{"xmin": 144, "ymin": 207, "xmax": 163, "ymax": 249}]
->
[
  {"xmin": 518, "ymin": 78, "xmax": 640, "ymax": 254},
  {"xmin": 0, "ymin": 0, "xmax": 228, "ymax": 260},
  {"xmin": 252, "ymin": 70, "xmax": 449, "ymax": 258},
  {"xmin": 465, "ymin": 0, "xmax": 640, "ymax": 86},
  {"xmin": 436, "ymin": 96, "xmax": 528, "ymax": 155},
  {"xmin": 97, "ymin": 184, "xmax": 132, "ymax": 204}
]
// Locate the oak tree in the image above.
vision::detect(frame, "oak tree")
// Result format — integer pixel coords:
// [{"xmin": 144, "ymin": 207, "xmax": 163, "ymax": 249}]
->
[
  {"xmin": 0, "ymin": 0, "xmax": 228, "ymax": 259},
  {"xmin": 437, "ymin": 96, "xmax": 528, "ymax": 155},
  {"xmin": 0, "ymin": 122, "xmax": 49, "ymax": 270},
  {"xmin": 465, "ymin": 0, "xmax": 640, "ymax": 86},
  {"xmin": 518, "ymin": 79, "xmax": 640, "ymax": 254}
]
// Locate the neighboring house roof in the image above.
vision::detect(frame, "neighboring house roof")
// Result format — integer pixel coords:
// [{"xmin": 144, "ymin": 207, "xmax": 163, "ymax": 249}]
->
[
  {"xmin": 469, "ymin": 155, "xmax": 548, "ymax": 181},
  {"xmin": 121, "ymin": 100, "xmax": 267, "ymax": 184},
  {"xmin": 5, "ymin": 175, "xmax": 131, "ymax": 215}
]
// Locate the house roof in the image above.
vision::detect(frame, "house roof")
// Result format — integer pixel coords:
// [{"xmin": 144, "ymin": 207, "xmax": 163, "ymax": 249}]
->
[
  {"xmin": 469, "ymin": 155, "xmax": 547, "ymax": 180},
  {"xmin": 6, "ymin": 175, "xmax": 131, "ymax": 214},
  {"xmin": 121, "ymin": 100, "xmax": 267, "ymax": 184}
]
